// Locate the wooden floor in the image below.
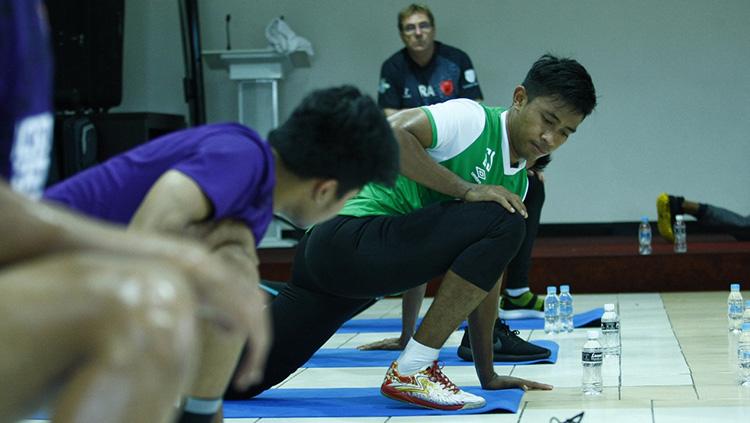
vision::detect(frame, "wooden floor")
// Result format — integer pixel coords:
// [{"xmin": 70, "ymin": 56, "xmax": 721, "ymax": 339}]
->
[
  {"xmin": 241, "ymin": 291, "xmax": 750, "ymax": 422},
  {"xmin": 256, "ymin": 232, "xmax": 750, "ymax": 422},
  {"xmin": 23, "ymin": 291, "xmax": 750, "ymax": 422}
]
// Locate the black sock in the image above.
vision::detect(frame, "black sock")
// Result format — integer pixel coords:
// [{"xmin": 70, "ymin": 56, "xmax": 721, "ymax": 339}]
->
[
  {"xmin": 672, "ymin": 195, "xmax": 686, "ymax": 215},
  {"xmin": 177, "ymin": 411, "xmax": 216, "ymax": 423},
  {"xmin": 696, "ymin": 203, "xmax": 708, "ymax": 219}
]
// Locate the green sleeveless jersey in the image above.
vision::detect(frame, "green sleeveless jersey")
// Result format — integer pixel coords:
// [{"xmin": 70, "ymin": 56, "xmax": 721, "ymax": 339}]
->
[{"xmin": 339, "ymin": 99, "xmax": 528, "ymax": 217}]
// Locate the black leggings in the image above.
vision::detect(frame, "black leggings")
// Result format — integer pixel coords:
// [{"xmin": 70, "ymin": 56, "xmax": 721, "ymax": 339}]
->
[
  {"xmin": 225, "ymin": 200, "xmax": 525, "ymax": 399},
  {"xmin": 506, "ymin": 171, "xmax": 545, "ymax": 289}
]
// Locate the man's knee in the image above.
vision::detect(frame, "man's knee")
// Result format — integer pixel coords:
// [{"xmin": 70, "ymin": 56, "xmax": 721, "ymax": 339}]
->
[
  {"xmin": 450, "ymin": 203, "xmax": 527, "ymax": 291},
  {"xmin": 98, "ymin": 265, "xmax": 197, "ymax": 377},
  {"xmin": 476, "ymin": 202, "xmax": 527, "ymax": 248},
  {"xmin": 505, "ymin": 211, "xmax": 527, "ymax": 248}
]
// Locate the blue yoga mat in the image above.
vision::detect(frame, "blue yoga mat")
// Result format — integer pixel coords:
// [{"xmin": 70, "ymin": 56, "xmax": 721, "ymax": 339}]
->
[
  {"xmin": 338, "ymin": 318, "xmax": 406, "ymax": 333},
  {"xmin": 506, "ymin": 307, "xmax": 603, "ymax": 330},
  {"xmin": 27, "ymin": 387, "xmax": 524, "ymax": 420},
  {"xmin": 338, "ymin": 308, "xmax": 603, "ymax": 333},
  {"xmin": 223, "ymin": 386, "xmax": 525, "ymax": 417},
  {"xmin": 305, "ymin": 340, "xmax": 558, "ymax": 368}
]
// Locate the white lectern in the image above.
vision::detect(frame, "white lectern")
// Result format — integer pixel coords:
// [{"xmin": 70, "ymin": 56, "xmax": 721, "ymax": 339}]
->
[{"xmin": 203, "ymin": 48, "xmax": 311, "ymax": 248}]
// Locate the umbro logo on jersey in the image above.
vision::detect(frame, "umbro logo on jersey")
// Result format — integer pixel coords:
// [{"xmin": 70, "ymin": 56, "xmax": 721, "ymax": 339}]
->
[
  {"xmin": 471, "ymin": 148, "xmax": 496, "ymax": 184},
  {"xmin": 473, "ymin": 166, "xmax": 486, "ymax": 181}
]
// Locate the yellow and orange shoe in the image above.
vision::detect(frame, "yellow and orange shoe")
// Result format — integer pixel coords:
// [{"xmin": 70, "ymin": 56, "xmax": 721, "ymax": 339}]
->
[
  {"xmin": 656, "ymin": 193, "xmax": 684, "ymax": 243},
  {"xmin": 380, "ymin": 361, "xmax": 486, "ymax": 411}
]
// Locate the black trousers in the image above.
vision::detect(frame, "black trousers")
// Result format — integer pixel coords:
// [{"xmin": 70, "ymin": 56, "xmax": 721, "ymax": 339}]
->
[
  {"xmin": 506, "ymin": 172, "xmax": 545, "ymax": 289},
  {"xmin": 226, "ymin": 200, "xmax": 525, "ymax": 399}
]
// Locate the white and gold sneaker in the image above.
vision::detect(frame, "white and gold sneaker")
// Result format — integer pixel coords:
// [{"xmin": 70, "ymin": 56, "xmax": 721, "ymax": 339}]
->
[{"xmin": 380, "ymin": 360, "xmax": 486, "ymax": 411}]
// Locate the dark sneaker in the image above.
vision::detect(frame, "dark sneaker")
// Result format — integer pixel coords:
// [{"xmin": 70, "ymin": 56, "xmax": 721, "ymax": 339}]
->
[
  {"xmin": 456, "ymin": 318, "xmax": 551, "ymax": 362},
  {"xmin": 656, "ymin": 193, "xmax": 684, "ymax": 243},
  {"xmin": 499, "ymin": 290, "xmax": 545, "ymax": 319}
]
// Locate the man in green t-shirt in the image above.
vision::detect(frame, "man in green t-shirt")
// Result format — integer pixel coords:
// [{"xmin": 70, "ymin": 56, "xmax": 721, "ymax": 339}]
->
[{"xmin": 227, "ymin": 54, "xmax": 597, "ymax": 411}]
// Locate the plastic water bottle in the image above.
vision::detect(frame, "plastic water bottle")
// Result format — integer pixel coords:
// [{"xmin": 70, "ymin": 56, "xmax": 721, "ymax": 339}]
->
[
  {"xmin": 673, "ymin": 215, "xmax": 687, "ymax": 253},
  {"xmin": 638, "ymin": 216, "xmax": 652, "ymax": 255},
  {"xmin": 544, "ymin": 286, "xmax": 559, "ymax": 334},
  {"xmin": 738, "ymin": 322, "xmax": 750, "ymax": 386},
  {"xmin": 582, "ymin": 330, "xmax": 603, "ymax": 395},
  {"xmin": 743, "ymin": 300, "xmax": 750, "ymax": 326},
  {"xmin": 728, "ymin": 283, "xmax": 744, "ymax": 332},
  {"xmin": 600, "ymin": 303, "xmax": 620, "ymax": 356},
  {"xmin": 729, "ymin": 329, "xmax": 740, "ymax": 369},
  {"xmin": 559, "ymin": 285, "xmax": 574, "ymax": 333}
]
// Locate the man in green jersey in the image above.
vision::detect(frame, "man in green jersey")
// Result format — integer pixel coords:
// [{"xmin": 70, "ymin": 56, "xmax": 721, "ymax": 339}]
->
[{"xmin": 227, "ymin": 54, "xmax": 597, "ymax": 411}]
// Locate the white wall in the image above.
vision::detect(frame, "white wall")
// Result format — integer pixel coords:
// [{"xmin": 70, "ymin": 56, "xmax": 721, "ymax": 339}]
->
[{"xmin": 115, "ymin": 0, "xmax": 750, "ymax": 223}]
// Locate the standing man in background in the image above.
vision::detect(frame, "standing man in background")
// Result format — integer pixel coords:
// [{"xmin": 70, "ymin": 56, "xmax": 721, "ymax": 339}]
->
[
  {"xmin": 378, "ymin": 3, "xmax": 483, "ymax": 116},
  {"xmin": 371, "ymin": 3, "xmax": 487, "ymax": 351}
]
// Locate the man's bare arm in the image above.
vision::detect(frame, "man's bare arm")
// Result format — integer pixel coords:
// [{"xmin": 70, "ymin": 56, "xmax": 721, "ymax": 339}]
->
[
  {"xmin": 388, "ymin": 109, "xmax": 473, "ymax": 199},
  {"xmin": 129, "ymin": 170, "xmax": 213, "ymax": 234}
]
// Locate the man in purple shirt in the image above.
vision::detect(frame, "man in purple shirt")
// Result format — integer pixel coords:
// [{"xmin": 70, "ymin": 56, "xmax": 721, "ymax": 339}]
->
[
  {"xmin": 46, "ymin": 122, "xmax": 277, "ymax": 245},
  {"xmin": 45, "ymin": 85, "xmax": 400, "ymax": 423},
  {"xmin": 1, "ymin": 1, "xmax": 277, "ymax": 422}
]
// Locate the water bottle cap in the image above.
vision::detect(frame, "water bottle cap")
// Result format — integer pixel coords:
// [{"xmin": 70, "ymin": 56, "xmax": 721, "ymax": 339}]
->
[
  {"xmin": 730, "ymin": 283, "xmax": 740, "ymax": 292},
  {"xmin": 604, "ymin": 303, "xmax": 615, "ymax": 311},
  {"xmin": 640, "ymin": 216, "xmax": 649, "ymax": 222},
  {"xmin": 547, "ymin": 286, "xmax": 557, "ymax": 294},
  {"xmin": 743, "ymin": 322, "xmax": 750, "ymax": 332},
  {"xmin": 560, "ymin": 284, "xmax": 570, "ymax": 292},
  {"xmin": 587, "ymin": 330, "xmax": 599, "ymax": 339},
  {"xmin": 675, "ymin": 214, "xmax": 684, "ymax": 222}
]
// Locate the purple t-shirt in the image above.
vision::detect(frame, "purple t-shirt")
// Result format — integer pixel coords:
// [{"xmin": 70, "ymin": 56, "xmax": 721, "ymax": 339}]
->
[
  {"xmin": 0, "ymin": 0, "xmax": 55, "ymax": 198},
  {"xmin": 44, "ymin": 123, "xmax": 276, "ymax": 245}
]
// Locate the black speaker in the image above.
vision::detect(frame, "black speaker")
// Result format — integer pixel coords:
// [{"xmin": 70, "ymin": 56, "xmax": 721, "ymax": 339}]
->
[
  {"xmin": 91, "ymin": 113, "xmax": 186, "ymax": 162},
  {"xmin": 45, "ymin": 0, "xmax": 125, "ymax": 111},
  {"xmin": 61, "ymin": 116, "xmax": 98, "ymax": 176},
  {"xmin": 47, "ymin": 114, "xmax": 98, "ymax": 186}
]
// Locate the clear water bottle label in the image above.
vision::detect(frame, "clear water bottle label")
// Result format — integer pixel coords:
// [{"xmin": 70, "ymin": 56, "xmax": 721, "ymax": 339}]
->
[
  {"xmin": 582, "ymin": 351, "xmax": 603, "ymax": 363},
  {"xmin": 729, "ymin": 303, "xmax": 743, "ymax": 314},
  {"xmin": 602, "ymin": 321, "xmax": 619, "ymax": 331}
]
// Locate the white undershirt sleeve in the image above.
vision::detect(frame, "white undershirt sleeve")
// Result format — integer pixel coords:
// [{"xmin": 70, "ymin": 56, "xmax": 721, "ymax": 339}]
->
[{"xmin": 422, "ymin": 99, "xmax": 486, "ymax": 163}]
